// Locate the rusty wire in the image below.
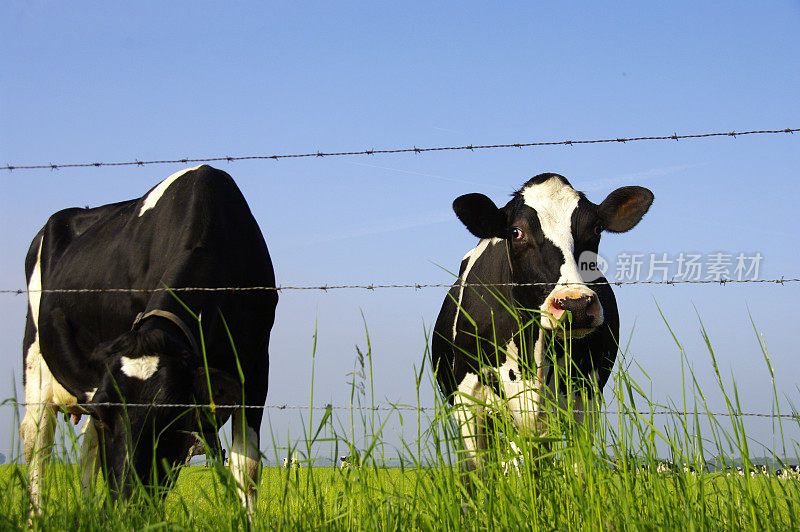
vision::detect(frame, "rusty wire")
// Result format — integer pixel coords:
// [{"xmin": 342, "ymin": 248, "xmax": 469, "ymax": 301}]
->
[
  {"xmin": 3, "ymin": 128, "xmax": 797, "ymax": 172},
  {"xmin": 1, "ymin": 277, "xmax": 798, "ymax": 296}
]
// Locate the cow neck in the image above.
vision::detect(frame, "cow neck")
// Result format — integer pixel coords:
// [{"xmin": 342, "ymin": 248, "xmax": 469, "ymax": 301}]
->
[{"xmin": 131, "ymin": 310, "xmax": 201, "ymax": 358}]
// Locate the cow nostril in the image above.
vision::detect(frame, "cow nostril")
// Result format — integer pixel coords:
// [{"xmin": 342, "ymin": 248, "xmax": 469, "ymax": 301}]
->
[
  {"xmin": 557, "ymin": 296, "xmax": 592, "ymax": 312},
  {"xmin": 587, "ymin": 295, "xmax": 601, "ymax": 317}
]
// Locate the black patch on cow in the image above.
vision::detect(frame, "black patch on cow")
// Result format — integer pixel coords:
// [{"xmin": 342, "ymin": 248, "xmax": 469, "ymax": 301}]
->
[
  {"xmin": 508, "ymin": 368, "xmax": 516, "ymax": 381},
  {"xmin": 22, "ymin": 165, "xmax": 277, "ymax": 501}
]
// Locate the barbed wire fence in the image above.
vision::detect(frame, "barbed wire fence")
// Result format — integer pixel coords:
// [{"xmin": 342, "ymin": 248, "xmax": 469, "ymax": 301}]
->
[
  {"xmin": 1, "ymin": 399, "xmax": 798, "ymax": 420},
  {"xmin": 2, "ymin": 278, "xmax": 799, "ymax": 296},
  {"xmin": 2, "ymin": 126, "xmax": 799, "ymax": 426},
  {"xmin": 3, "ymin": 127, "xmax": 797, "ymax": 172}
]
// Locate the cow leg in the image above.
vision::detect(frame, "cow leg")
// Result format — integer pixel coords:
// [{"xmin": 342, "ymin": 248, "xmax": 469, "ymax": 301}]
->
[
  {"xmin": 230, "ymin": 408, "xmax": 260, "ymax": 513},
  {"xmin": 203, "ymin": 427, "xmax": 223, "ymax": 465},
  {"xmin": 20, "ymin": 405, "xmax": 56, "ymax": 513},
  {"xmin": 454, "ymin": 401, "xmax": 487, "ymax": 477},
  {"xmin": 80, "ymin": 418, "xmax": 100, "ymax": 493},
  {"xmin": 20, "ymin": 237, "xmax": 58, "ymax": 514},
  {"xmin": 562, "ymin": 371, "xmax": 600, "ymax": 436},
  {"xmin": 20, "ymin": 338, "xmax": 57, "ymax": 513},
  {"xmin": 453, "ymin": 374, "xmax": 488, "ymax": 496}
]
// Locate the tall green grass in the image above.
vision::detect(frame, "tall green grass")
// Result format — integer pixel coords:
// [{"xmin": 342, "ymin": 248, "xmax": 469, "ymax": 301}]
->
[{"xmin": 2, "ymin": 310, "xmax": 799, "ymax": 530}]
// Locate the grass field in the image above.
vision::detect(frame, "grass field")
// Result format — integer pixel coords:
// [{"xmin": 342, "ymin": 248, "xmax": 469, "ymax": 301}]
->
[
  {"xmin": 3, "ymin": 315, "xmax": 800, "ymax": 530},
  {"xmin": 2, "ymin": 457, "xmax": 800, "ymax": 530}
]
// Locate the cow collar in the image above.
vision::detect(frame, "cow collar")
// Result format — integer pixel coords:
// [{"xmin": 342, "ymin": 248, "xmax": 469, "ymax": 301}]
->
[{"xmin": 131, "ymin": 310, "xmax": 201, "ymax": 358}]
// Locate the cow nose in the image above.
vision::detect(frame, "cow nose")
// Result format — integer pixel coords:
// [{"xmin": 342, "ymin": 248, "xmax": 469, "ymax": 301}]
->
[{"xmin": 552, "ymin": 294, "xmax": 600, "ymax": 327}]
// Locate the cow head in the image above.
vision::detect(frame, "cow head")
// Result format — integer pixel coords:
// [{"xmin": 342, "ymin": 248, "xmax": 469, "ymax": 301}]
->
[
  {"xmin": 87, "ymin": 327, "xmax": 239, "ymax": 500},
  {"xmin": 453, "ymin": 173, "xmax": 653, "ymax": 338}
]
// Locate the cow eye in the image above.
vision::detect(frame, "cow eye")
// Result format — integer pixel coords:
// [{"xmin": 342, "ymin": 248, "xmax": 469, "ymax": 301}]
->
[
  {"xmin": 511, "ymin": 227, "xmax": 524, "ymax": 240},
  {"xmin": 593, "ymin": 224, "xmax": 604, "ymax": 235}
]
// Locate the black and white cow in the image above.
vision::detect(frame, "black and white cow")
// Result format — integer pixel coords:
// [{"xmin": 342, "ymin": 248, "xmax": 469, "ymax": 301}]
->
[
  {"xmin": 432, "ymin": 173, "xmax": 652, "ymax": 475},
  {"xmin": 20, "ymin": 165, "xmax": 277, "ymax": 512}
]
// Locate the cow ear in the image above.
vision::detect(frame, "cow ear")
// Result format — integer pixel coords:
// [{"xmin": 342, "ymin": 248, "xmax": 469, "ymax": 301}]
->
[
  {"xmin": 598, "ymin": 186, "xmax": 654, "ymax": 233},
  {"xmin": 452, "ymin": 193, "xmax": 506, "ymax": 239},
  {"xmin": 193, "ymin": 368, "xmax": 242, "ymax": 406}
]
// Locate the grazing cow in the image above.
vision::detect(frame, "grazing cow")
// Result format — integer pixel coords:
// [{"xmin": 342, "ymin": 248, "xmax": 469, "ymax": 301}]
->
[
  {"xmin": 432, "ymin": 173, "xmax": 652, "ymax": 477},
  {"xmin": 282, "ymin": 452, "xmax": 300, "ymax": 468},
  {"xmin": 20, "ymin": 165, "xmax": 277, "ymax": 512},
  {"xmin": 657, "ymin": 460, "xmax": 675, "ymax": 474},
  {"xmin": 339, "ymin": 452, "xmax": 361, "ymax": 469}
]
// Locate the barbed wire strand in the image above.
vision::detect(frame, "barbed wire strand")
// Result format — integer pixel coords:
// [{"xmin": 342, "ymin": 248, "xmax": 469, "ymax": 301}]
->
[
  {"xmin": 2, "ymin": 400, "xmax": 798, "ymax": 419},
  {"xmin": 4, "ymin": 128, "xmax": 797, "ymax": 172},
  {"xmin": 1, "ymin": 278, "xmax": 798, "ymax": 296}
]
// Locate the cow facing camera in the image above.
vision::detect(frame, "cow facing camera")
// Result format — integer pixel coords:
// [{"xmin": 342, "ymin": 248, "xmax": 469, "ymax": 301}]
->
[{"xmin": 577, "ymin": 251, "xmax": 608, "ymax": 282}]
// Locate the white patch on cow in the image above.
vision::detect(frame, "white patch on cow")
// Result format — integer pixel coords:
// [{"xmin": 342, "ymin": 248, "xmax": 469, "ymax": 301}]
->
[
  {"xmin": 138, "ymin": 165, "xmax": 202, "ymax": 216},
  {"xmin": 454, "ymin": 372, "xmax": 487, "ymax": 473},
  {"xmin": 454, "ymin": 338, "xmax": 551, "ymax": 474},
  {"xmin": 532, "ymin": 330, "xmax": 545, "ymax": 383},
  {"xmin": 28, "ymin": 238, "xmax": 43, "ymax": 327},
  {"xmin": 451, "ymin": 237, "xmax": 503, "ymax": 343},
  {"xmin": 456, "ymin": 372, "xmax": 482, "ymax": 402},
  {"xmin": 493, "ymin": 339, "xmax": 547, "ymax": 433},
  {"xmin": 521, "ymin": 177, "xmax": 602, "ymax": 330},
  {"xmin": 231, "ymin": 414, "xmax": 260, "ymax": 512},
  {"xmin": 120, "ymin": 355, "xmax": 160, "ymax": 380},
  {"xmin": 85, "ymin": 388, "xmax": 97, "ymax": 401},
  {"xmin": 521, "ymin": 176, "xmax": 582, "ymax": 287}
]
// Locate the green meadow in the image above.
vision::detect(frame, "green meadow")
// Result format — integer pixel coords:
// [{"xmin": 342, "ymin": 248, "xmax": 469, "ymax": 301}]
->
[
  {"xmin": 2, "ymin": 457, "xmax": 800, "ymax": 530},
  {"xmin": 3, "ymin": 314, "xmax": 799, "ymax": 530}
]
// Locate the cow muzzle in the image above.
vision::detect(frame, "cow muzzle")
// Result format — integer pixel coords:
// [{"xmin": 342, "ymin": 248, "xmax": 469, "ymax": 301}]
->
[{"xmin": 541, "ymin": 288, "xmax": 603, "ymax": 337}]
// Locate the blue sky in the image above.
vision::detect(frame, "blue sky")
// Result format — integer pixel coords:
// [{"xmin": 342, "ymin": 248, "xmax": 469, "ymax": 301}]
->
[{"xmin": 2, "ymin": 2, "xmax": 799, "ymax": 461}]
